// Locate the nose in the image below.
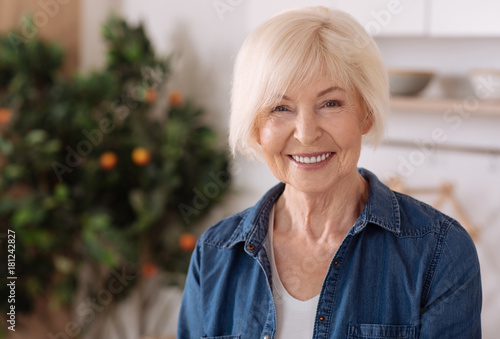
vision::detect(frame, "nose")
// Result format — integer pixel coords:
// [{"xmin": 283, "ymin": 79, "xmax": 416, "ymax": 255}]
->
[{"xmin": 293, "ymin": 108, "xmax": 322, "ymax": 146}]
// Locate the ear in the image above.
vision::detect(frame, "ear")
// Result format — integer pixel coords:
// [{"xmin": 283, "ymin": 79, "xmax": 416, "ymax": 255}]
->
[
  {"xmin": 251, "ymin": 116, "xmax": 262, "ymax": 145},
  {"xmin": 361, "ymin": 111, "xmax": 373, "ymax": 135},
  {"xmin": 252, "ymin": 125, "xmax": 261, "ymax": 145}
]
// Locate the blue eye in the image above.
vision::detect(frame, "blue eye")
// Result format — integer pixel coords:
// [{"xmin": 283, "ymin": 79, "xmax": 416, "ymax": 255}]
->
[
  {"xmin": 272, "ymin": 106, "xmax": 289, "ymax": 112},
  {"xmin": 325, "ymin": 100, "xmax": 341, "ymax": 108}
]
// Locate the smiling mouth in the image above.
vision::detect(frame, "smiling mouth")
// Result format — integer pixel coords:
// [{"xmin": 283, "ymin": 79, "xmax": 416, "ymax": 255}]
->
[{"xmin": 290, "ymin": 152, "xmax": 333, "ymax": 164}]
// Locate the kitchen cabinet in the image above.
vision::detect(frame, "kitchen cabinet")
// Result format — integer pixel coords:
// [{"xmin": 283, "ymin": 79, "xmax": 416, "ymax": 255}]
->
[
  {"xmin": 245, "ymin": 0, "xmax": 425, "ymax": 36},
  {"xmin": 429, "ymin": 0, "xmax": 500, "ymax": 36},
  {"xmin": 335, "ymin": 0, "xmax": 426, "ymax": 36},
  {"xmin": 245, "ymin": 0, "xmax": 332, "ymax": 32},
  {"xmin": 246, "ymin": 0, "xmax": 500, "ymax": 37}
]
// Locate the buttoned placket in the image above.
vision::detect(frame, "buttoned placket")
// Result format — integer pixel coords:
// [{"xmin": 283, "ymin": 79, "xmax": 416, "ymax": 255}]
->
[
  {"xmin": 312, "ymin": 228, "xmax": 357, "ymax": 338},
  {"xmin": 249, "ymin": 211, "xmax": 367, "ymax": 338},
  {"xmin": 247, "ymin": 238, "xmax": 277, "ymax": 339}
]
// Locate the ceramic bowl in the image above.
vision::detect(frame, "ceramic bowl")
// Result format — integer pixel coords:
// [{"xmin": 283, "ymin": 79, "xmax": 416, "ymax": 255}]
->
[
  {"xmin": 388, "ymin": 69, "xmax": 434, "ymax": 96},
  {"xmin": 469, "ymin": 69, "xmax": 500, "ymax": 100}
]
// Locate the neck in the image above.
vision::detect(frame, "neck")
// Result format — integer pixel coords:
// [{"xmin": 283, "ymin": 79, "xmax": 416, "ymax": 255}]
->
[{"xmin": 275, "ymin": 170, "xmax": 369, "ymax": 240}]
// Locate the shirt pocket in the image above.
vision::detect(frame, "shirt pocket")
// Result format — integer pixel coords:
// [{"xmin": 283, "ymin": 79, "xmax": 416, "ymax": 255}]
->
[
  {"xmin": 202, "ymin": 336, "xmax": 241, "ymax": 339},
  {"xmin": 347, "ymin": 323, "xmax": 417, "ymax": 339}
]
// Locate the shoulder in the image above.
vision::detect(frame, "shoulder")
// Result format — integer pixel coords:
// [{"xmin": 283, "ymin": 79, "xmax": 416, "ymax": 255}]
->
[
  {"xmin": 385, "ymin": 190, "xmax": 480, "ymax": 304},
  {"xmin": 392, "ymin": 190, "xmax": 464, "ymax": 238},
  {"xmin": 392, "ymin": 190, "xmax": 479, "ymax": 274},
  {"xmin": 198, "ymin": 208, "xmax": 251, "ymax": 248},
  {"xmin": 198, "ymin": 182, "xmax": 285, "ymax": 249},
  {"xmin": 360, "ymin": 168, "xmax": 465, "ymax": 239},
  {"xmin": 396, "ymin": 190, "xmax": 477, "ymax": 257}
]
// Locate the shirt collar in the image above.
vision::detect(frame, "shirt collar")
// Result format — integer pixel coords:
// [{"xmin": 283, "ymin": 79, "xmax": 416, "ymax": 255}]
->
[
  {"xmin": 230, "ymin": 168, "xmax": 401, "ymax": 253},
  {"xmin": 352, "ymin": 168, "xmax": 401, "ymax": 235}
]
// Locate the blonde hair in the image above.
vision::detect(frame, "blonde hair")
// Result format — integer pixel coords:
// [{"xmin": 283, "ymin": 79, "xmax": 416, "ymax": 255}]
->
[{"xmin": 229, "ymin": 6, "xmax": 389, "ymax": 159}]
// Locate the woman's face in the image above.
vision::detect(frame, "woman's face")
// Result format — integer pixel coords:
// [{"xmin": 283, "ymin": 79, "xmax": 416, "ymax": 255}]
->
[{"xmin": 255, "ymin": 73, "xmax": 371, "ymax": 194}]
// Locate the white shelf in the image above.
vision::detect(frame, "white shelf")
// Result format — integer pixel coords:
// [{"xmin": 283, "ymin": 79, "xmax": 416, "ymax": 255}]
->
[{"xmin": 390, "ymin": 97, "xmax": 500, "ymax": 116}]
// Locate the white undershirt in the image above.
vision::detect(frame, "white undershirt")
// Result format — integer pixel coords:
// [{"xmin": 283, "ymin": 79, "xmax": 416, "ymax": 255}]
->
[{"xmin": 264, "ymin": 206, "xmax": 320, "ymax": 339}]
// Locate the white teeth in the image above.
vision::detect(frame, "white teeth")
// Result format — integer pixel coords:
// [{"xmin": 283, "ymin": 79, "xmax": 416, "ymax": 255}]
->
[{"xmin": 292, "ymin": 153, "xmax": 331, "ymax": 164}]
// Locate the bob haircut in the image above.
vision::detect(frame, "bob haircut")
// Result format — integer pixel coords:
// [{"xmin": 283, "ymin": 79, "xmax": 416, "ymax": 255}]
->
[{"xmin": 229, "ymin": 6, "xmax": 389, "ymax": 159}]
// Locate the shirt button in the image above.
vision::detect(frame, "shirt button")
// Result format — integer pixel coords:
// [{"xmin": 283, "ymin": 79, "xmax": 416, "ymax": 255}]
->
[
  {"xmin": 318, "ymin": 315, "xmax": 326, "ymax": 322},
  {"xmin": 247, "ymin": 244, "xmax": 255, "ymax": 250},
  {"xmin": 263, "ymin": 335, "xmax": 271, "ymax": 339}
]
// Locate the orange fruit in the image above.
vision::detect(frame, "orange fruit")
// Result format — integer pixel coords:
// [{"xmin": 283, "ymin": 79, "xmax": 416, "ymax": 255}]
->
[
  {"xmin": 141, "ymin": 262, "xmax": 158, "ymax": 278},
  {"xmin": 131, "ymin": 147, "xmax": 151, "ymax": 166},
  {"xmin": 0, "ymin": 108, "xmax": 12, "ymax": 126},
  {"xmin": 168, "ymin": 90, "xmax": 183, "ymax": 106},
  {"xmin": 99, "ymin": 152, "xmax": 118, "ymax": 170},
  {"xmin": 144, "ymin": 88, "xmax": 157, "ymax": 104},
  {"xmin": 179, "ymin": 233, "xmax": 197, "ymax": 252}
]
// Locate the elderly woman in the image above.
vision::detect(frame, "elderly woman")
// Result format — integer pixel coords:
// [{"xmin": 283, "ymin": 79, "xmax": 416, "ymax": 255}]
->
[{"xmin": 178, "ymin": 6, "xmax": 481, "ymax": 339}]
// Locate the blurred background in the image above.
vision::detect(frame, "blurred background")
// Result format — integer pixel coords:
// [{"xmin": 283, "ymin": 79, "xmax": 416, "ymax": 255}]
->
[{"xmin": 1, "ymin": 0, "xmax": 499, "ymax": 338}]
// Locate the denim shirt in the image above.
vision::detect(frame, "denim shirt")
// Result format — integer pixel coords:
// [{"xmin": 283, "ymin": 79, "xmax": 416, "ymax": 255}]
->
[{"xmin": 178, "ymin": 168, "xmax": 482, "ymax": 339}]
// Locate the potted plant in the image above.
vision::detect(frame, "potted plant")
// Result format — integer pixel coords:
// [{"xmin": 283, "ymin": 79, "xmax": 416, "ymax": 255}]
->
[{"xmin": 0, "ymin": 16, "xmax": 230, "ymax": 338}]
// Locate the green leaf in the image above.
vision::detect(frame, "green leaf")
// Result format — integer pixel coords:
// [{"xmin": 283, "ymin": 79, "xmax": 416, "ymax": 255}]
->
[
  {"xmin": 42, "ymin": 139, "xmax": 62, "ymax": 154},
  {"xmin": 54, "ymin": 256, "xmax": 74, "ymax": 274},
  {"xmin": 0, "ymin": 198, "xmax": 16, "ymax": 214},
  {"xmin": 81, "ymin": 213, "xmax": 120, "ymax": 267},
  {"xmin": 129, "ymin": 189, "xmax": 146, "ymax": 212},
  {"xmin": 82, "ymin": 213, "xmax": 111, "ymax": 232},
  {"xmin": 3, "ymin": 164, "xmax": 25, "ymax": 180},
  {"xmin": 12, "ymin": 204, "xmax": 45, "ymax": 228},
  {"xmin": 150, "ymin": 188, "xmax": 167, "ymax": 219},
  {"xmin": 26, "ymin": 276, "xmax": 42, "ymax": 295},
  {"xmin": 0, "ymin": 137, "xmax": 14, "ymax": 156},
  {"xmin": 42, "ymin": 196, "xmax": 57, "ymax": 209},
  {"xmin": 22, "ymin": 229, "xmax": 53, "ymax": 251},
  {"xmin": 25, "ymin": 129, "xmax": 48, "ymax": 146},
  {"xmin": 101, "ymin": 249, "xmax": 118, "ymax": 267},
  {"xmin": 53, "ymin": 184, "xmax": 69, "ymax": 203},
  {"xmin": 131, "ymin": 210, "xmax": 154, "ymax": 232},
  {"xmin": 125, "ymin": 43, "xmax": 141, "ymax": 61}
]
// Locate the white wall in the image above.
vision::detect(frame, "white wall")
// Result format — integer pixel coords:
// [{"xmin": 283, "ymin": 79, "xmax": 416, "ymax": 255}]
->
[
  {"xmin": 83, "ymin": 1, "xmax": 500, "ymax": 337},
  {"xmin": 80, "ymin": 0, "xmax": 122, "ymax": 72}
]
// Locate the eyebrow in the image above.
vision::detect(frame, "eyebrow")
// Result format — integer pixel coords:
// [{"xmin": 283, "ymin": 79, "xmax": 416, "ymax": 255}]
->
[
  {"xmin": 282, "ymin": 86, "xmax": 345, "ymax": 101},
  {"xmin": 317, "ymin": 86, "xmax": 345, "ymax": 97}
]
